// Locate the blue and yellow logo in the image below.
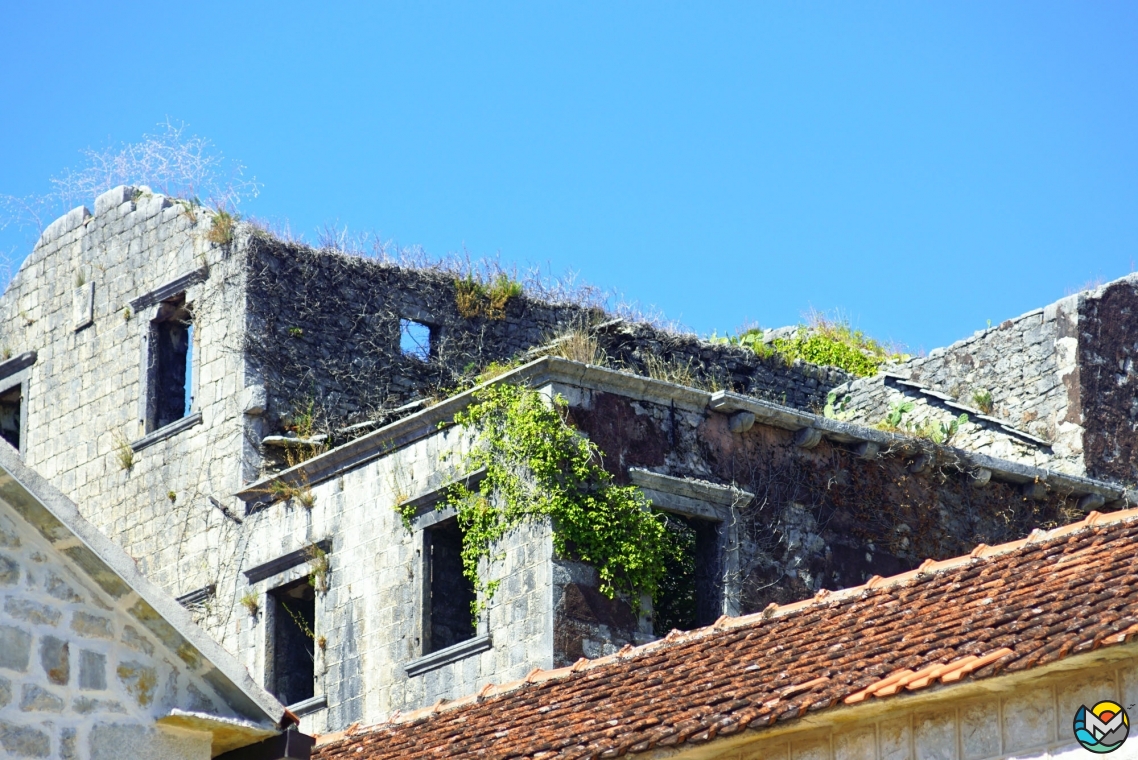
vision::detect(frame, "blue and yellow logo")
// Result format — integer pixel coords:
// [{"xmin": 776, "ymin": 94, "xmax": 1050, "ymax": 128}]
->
[{"xmin": 1074, "ymin": 700, "xmax": 1130, "ymax": 753}]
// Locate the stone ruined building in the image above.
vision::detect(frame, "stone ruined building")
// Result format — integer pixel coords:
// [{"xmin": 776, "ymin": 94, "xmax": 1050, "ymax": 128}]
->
[{"xmin": 2, "ymin": 185, "xmax": 1137, "ymax": 743}]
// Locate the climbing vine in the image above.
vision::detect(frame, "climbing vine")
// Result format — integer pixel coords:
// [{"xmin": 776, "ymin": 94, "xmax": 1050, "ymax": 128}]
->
[{"xmin": 439, "ymin": 382, "xmax": 672, "ymax": 610}]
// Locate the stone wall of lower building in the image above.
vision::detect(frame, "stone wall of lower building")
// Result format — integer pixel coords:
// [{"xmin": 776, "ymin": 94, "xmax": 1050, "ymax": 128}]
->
[
  {"xmin": 831, "ymin": 274, "xmax": 1138, "ymax": 482},
  {"xmin": 719, "ymin": 652, "xmax": 1138, "ymax": 760},
  {"xmin": 561, "ymin": 384, "xmax": 1086, "ymax": 614},
  {"xmin": 232, "ymin": 423, "xmax": 556, "ymax": 732},
  {"xmin": 0, "ymin": 500, "xmax": 224, "ymax": 759}
]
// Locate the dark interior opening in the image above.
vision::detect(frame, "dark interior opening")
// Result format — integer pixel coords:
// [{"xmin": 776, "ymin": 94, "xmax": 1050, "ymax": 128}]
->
[
  {"xmin": 399, "ymin": 318, "xmax": 433, "ymax": 361},
  {"xmin": 0, "ymin": 385, "xmax": 21, "ymax": 451},
  {"xmin": 150, "ymin": 297, "xmax": 193, "ymax": 431},
  {"xmin": 269, "ymin": 579, "xmax": 315, "ymax": 706},
  {"xmin": 653, "ymin": 513, "xmax": 721, "ymax": 635},
  {"xmin": 425, "ymin": 518, "xmax": 476, "ymax": 654}
]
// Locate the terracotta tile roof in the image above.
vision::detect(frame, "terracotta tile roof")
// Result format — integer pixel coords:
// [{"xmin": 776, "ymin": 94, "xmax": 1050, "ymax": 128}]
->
[{"xmin": 314, "ymin": 508, "xmax": 1138, "ymax": 760}]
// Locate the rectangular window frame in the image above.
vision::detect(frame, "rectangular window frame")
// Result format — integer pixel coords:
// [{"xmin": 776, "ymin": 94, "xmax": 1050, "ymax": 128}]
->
[
  {"xmin": 628, "ymin": 468, "xmax": 753, "ymax": 625},
  {"xmin": 130, "ymin": 271, "xmax": 207, "ymax": 449},
  {"xmin": 265, "ymin": 577, "xmax": 317, "ymax": 709},
  {"xmin": 241, "ymin": 540, "xmax": 331, "ymax": 714},
  {"xmin": 0, "ymin": 366, "xmax": 31, "ymax": 457},
  {"xmin": 399, "ymin": 470, "xmax": 494, "ymax": 676}
]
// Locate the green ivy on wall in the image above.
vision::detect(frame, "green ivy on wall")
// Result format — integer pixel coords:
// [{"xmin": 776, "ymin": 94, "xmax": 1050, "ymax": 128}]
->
[{"xmin": 419, "ymin": 382, "xmax": 673, "ymax": 612}]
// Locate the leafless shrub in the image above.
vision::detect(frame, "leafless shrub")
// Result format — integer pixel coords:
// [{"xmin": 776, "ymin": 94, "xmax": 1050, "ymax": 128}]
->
[{"xmin": 1, "ymin": 119, "xmax": 260, "ymax": 237}]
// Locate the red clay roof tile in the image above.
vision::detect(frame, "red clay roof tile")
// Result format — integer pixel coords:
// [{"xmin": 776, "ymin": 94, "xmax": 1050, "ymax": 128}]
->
[{"xmin": 314, "ymin": 507, "xmax": 1138, "ymax": 760}]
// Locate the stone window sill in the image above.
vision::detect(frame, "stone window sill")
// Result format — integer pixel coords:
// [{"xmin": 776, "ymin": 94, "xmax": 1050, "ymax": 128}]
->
[
  {"xmin": 405, "ymin": 635, "xmax": 493, "ymax": 678},
  {"xmin": 288, "ymin": 695, "xmax": 327, "ymax": 717},
  {"xmin": 131, "ymin": 412, "xmax": 203, "ymax": 452}
]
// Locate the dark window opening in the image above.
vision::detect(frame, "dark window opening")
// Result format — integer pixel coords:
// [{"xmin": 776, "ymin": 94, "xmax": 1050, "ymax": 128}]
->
[
  {"xmin": 425, "ymin": 518, "xmax": 476, "ymax": 654},
  {"xmin": 269, "ymin": 579, "xmax": 315, "ymax": 706},
  {"xmin": 149, "ymin": 297, "xmax": 193, "ymax": 431},
  {"xmin": 652, "ymin": 513, "xmax": 721, "ymax": 635},
  {"xmin": 400, "ymin": 318, "xmax": 433, "ymax": 361},
  {"xmin": 0, "ymin": 385, "xmax": 20, "ymax": 451}
]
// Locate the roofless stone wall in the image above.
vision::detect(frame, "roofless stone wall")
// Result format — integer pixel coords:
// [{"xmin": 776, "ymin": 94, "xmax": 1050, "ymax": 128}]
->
[
  {"xmin": 834, "ymin": 273, "xmax": 1138, "ymax": 482},
  {"xmin": 242, "ymin": 235, "xmax": 851, "ymax": 437},
  {"xmin": 1078, "ymin": 276, "xmax": 1138, "ymax": 483}
]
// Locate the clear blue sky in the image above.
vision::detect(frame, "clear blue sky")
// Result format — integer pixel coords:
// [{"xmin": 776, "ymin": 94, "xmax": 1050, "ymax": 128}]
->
[{"xmin": 2, "ymin": 2, "xmax": 1136, "ymax": 352}]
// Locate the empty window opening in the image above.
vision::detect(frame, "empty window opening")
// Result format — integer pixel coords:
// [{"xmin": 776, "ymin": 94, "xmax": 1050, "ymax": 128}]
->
[
  {"xmin": 425, "ymin": 518, "xmax": 476, "ymax": 654},
  {"xmin": 653, "ymin": 513, "xmax": 721, "ymax": 635},
  {"xmin": 400, "ymin": 318, "xmax": 433, "ymax": 361},
  {"xmin": 269, "ymin": 579, "xmax": 315, "ymax": 706},
  {"xmin": 149, "ymin": 297, "xmax": 193, "ymax": 431},
  {"xmin": 0, "ymin": 385, "xmax": 21, "ymax": 451}
]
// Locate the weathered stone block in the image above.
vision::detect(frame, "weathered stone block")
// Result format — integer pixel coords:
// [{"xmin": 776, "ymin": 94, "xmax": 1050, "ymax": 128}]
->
[
  {"xmin": 73, "ymin": 696, "xmax": 125, "ymax": 714},
  {"xmin": 913, "ymin": 710, "xmax": 955, "ymax": 760},
  {"xmin": 116, "ymin": 660, "xmax": 158, "ymax": 706},
  {"xmin": 959, "ymin": 701, "xmax": 1000, "ymax": 759},
  {"xmin": 43, "ymin": 571, "xmax": 81, "ymax": 602},
  {"xmin": 39, "ymin": 636, "xmax": 69, "ymax": 685},
  {"xmin": 1002, "ymin": 687, "xmax": 1056, "ymax": 751},
  {"xmin": 0, "ymin": 553, "xmax": 19, "ymax": 585},
  {"xmin": 60, "ymin": 727, "xmax": 77, "ymax": 760},
  {"xmin": 72, "ymin": 611, "xmax": 113, "ymax": 639},
  {"xmin": 0, "ymin": 625, "xmax": 32, "ymax": 672},
  {"xmin": 94, "ymin": 185, "xmax": 134, "ymax": 217},
  {"xmin": 5, "ymin": 598, "xmax": 60, "ymax": 626},
  {"xmin": 20, "ymin": 684, "xmax": 63, "ymax": 712},
  {"xmin": 879, "ymin": 716, "xmax": 912, "ymax": 760},
  {"xmin": 79, "ymin": 649, "xmax": 107, "ymax": 690},
  {"xmin": 0, "ymin": 720, "xmax": 50, "ymax": 757}
]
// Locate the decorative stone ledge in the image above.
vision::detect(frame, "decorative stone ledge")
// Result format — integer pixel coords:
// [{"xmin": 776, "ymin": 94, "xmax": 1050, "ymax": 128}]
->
[
  {"xmin": 709, "ymin": 390, "xmax": 1135, "ymax": 505},
  {"xmin": 0, "ymin": 352, "xmax": 36, "ymax": 383},
  {"xmin": 628, "ymin": 469, "xmax": 754, "ymax": 518},
  {"xmin": 243, "ymin": 539, "xmax": 331, "ymax": 585},
  {"xmin": 405, "ymin": 636, "xmax": 493, "ymax": 678},
  {"xmin": 175, "ymin": 584, "xmax": 216, "ymax": 607},
  {"xmin": 131, "ymin": 412, "xmax": 203, "ymax": 452},
  {"xmin": 129, "ymin": 266, "xmax": 209, "ymax": 312}
]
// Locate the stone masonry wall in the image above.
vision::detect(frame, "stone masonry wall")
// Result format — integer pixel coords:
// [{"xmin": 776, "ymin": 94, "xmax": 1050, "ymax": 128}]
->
[
  {"xmin": 241, "ymin": 236, "xmax": 850, "ymax": 442},
  {"xmin": 0, "ymin": 187, "xmax": 256, "ymax": 654},
  {"xmin": 833, "ymin": 274, "xmax": 1138, "ymax": 484},
  {"xmin": 0, "ymin": 501, "xmax": 224, "ymax": 759},
  {"xmin": 234, "ymin": 423, "xmax": 555, "ymax": 732},
  {"xmin": 1077, "ymin": 276, "xmax": 1138, "ymax": 484},
  {"xmin": 593, "ymin": 320, "xmax": 850, "ymax": 412},
  {"xmin": 724, "ymin": 653, "xmax": 1138, "ymax": 760},
  {"xmin": 242, "ymin": 236, "xmax": 593, "ymax": 433},
  {"xmin": 833, "ymin": 294, "xmax": 1084, "ymax": 474},
  {"xmin": 829, "ymin": 375, "xmax": 1063, "ymax": 473},
  {"xmin": 562, "ymin": 385, "xmax": 1086, "ymax": 614}
]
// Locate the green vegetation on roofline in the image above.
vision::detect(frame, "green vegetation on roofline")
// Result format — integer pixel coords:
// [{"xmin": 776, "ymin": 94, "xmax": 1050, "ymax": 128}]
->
[
  {"xmin": 398, "ymin": 382, "xmax": 674, "ymax": 615},
  {"xmin": 454, "ymin": 271, "xmax": 524, "ymax": 320},
  {"xmin": 711, "ymin": 315, "xmax": 908, "ymax": 378},
  {"xmin": 707, "ymin": 326, "xmax": 773, "ymax": 359}
]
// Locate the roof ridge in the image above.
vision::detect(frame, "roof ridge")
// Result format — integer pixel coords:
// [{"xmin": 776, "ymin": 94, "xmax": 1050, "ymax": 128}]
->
[{"xmin": 329, "ymin": 505, "xmax": 1138, "ymax": 741}]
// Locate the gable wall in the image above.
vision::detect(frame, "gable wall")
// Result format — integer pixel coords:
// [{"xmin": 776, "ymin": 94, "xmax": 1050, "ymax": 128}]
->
[{"xmin": 0, "ymin": 500, "xmax": 231, "ymax": 759}]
